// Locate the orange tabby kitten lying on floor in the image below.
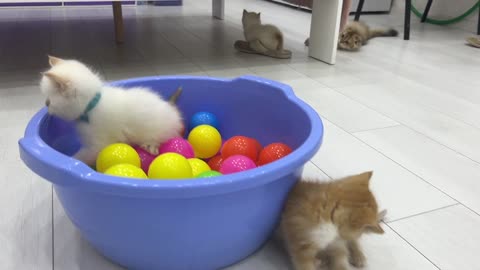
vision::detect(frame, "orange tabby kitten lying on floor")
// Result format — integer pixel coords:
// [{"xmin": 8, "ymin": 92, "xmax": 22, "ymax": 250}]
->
[{"xmin": 281, "ymin": 171, "xmax": 386, "ymax": 270}]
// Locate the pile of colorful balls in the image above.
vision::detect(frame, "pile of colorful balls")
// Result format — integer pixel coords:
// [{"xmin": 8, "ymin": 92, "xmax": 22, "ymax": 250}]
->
[{"xmin": 95, "ymin": 112, "xmax": 292, "ymax": 180}]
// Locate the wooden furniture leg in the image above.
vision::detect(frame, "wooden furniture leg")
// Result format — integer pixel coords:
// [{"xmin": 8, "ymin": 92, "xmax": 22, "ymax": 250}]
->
[{"xmin": 113, "ymin": 1, "xmax": 124, "ymax": 44}]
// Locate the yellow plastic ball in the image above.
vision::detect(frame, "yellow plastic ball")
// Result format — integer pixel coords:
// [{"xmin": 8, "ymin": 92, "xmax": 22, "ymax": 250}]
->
[
  {"xmin": 96, "ymin": 143, "xmax": 141, "ymax": 173},
  {"xmin": 187, "ymin": 158, "xmax": 211, "ymax": 177},
  {"xmin": 148, "ymin": 152, "xmax": 193, "ymax": 179},
  {"xmin": 187, "ymin": 125, "xmax": 222, "ymax": 159},
  {"xmin": 104, "ymin": 164, "xmax": 148, "ymax": 179}
]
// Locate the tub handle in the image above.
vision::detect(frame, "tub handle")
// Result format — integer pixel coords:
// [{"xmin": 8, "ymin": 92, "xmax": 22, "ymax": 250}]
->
[{"xmin": 19, "ymin": 137, "xmax": 90, "ymax": 187}]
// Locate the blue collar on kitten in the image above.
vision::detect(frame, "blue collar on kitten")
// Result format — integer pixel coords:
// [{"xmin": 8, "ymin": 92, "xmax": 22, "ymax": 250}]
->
[{"xmin": 76, "ymin": 92, "xmax": 101, "ymax": 123}]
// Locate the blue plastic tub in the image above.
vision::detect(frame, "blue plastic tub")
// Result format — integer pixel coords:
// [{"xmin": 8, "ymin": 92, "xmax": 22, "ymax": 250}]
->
[{"xmin": 19, "ymin": 75, "xmax": 323, "ymax": 270}]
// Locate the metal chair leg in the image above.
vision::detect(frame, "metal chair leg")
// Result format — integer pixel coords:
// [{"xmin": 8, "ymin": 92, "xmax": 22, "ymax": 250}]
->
[
  {"xmin": 477, "ymin": 0, "xmax": 480, "ymax": 35},
  {"xmin": 404, "ymin": 0, "xmax": 411, "ymax": 40},
  {"xmin": 112, "ymin": 1, "xmax": 124, "ymax": 44},
  {"xmin": 421, "ymin": 0, "xmax": 433, "ymax": 23},
  {"xmin": 354, "ymin": 0, "xmax": 365, "ymax": 21}
]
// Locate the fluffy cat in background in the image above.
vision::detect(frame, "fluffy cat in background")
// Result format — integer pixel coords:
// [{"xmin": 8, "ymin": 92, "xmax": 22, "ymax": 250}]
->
[
  {"xmin": 339, "ymin": 21, "xmax": 398, "ymax": 51},
  {"xmin": 242, "ymin": 9, "xmax": 285, "ymax": 53},
  {"xmin": 281, "ymin": 171, "xmax": 386, "ymax": 270},
  {"xmin": 40, "ymin": 56, "xmax": 183, "ymax": 166}
]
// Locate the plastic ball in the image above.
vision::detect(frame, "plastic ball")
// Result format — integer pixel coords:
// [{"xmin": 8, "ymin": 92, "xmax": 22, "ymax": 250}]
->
[
  {"xmin": 104, "ymin": 163, "xmax": 148, "ymax": 179},
  {"xmin": 188, "ymin": 125, "xmax": 222, "ymax": 159},
  {"xmin": 188, "ymin": 158, "xmax": 211, "ymax": 177},
  {"xmin": 257, "ymin": 143, "xmax": 293, "ymax": 166},
  {"xmin": 96, "ymin": 143, "xmax": 141, "ymax": 173},
  {"xmin": 190, "ymin": 111, "xmax": 219, "ymax": 130},
  {"xmin": 196, "ymin": 170, "xmax": 222, "ymax": 178},
  {"xmin": 148, "ymin": 153, "xmax": 193, "ymax": 179},
  {"xmin": 133, "ymin": 146, "xmax": 157, "ymax": 173},
  {"xmin": 158, "ymin": 137, "xmax": 195, "ymax": 158},
  {"xmin": 250, "ymin": 138, "xmax": 263, "ymax": 152},
  {"xmin": 221, "ymin": 136, "xmax": 259, "ymax": 162},
  {"xmin": 207, "ymin": 155, "xmax": 224, "ymax": 171},
  {"xmin": 220, "ymin": 155, "xmax": 257, "ymax": 175}
]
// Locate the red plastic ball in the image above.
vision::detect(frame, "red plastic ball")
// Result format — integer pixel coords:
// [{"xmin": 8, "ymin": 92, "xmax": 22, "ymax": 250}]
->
[
  {"xmin": 207, "ymin": 155, "xmax": 224, "ymax": 171},
  {"xmin": 250, "ymin": 138, "xmax": 262, "ymax": 153},
  {"xmin": 257, "ymin": 143, "xmax": 293, "ymax": 166},
  {"xmin": 221, "ymin": 136, "xmax": 260, "ymax": 161}
]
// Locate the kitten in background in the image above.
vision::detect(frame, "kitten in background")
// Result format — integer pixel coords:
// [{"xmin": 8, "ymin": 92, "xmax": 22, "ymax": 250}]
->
[
  {"xmin": 339, "ymin": 21, "xmax": 398, "ymax": 51},
  {"xmin": 40, "ymin": 56, "xmax": 183, "ymax": 166},
  {"xmin": 242, "ymin": 9, "xmax": 285, "ymax": 54},
  {"xmin": 281, "ymin": 171, "xmax": 386, "ymax": 270}
]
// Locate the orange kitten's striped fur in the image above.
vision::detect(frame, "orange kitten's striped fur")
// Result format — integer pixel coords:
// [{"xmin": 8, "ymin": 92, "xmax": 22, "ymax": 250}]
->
[{"xmin": 281, "ymin": 171, "xmax": 385, "ymax": 270}]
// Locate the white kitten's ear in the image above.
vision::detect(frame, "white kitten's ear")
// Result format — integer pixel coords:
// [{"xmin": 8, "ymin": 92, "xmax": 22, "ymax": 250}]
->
[
  {"xmin": 48, "ymin": 55, "xmax": 64, "ymax": 67},
  {"xmin": 43, "ymin": 71, "xmax": 69, "ymax": 93}
]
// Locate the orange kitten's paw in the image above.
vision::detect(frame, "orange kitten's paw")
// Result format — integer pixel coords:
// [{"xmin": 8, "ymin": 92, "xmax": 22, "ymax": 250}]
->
[
  {"xmin": 141, "ymin": 144, "xmax": 159, "ymax": 155},
  {"xmin": 349, "ymin": 251, "xmax": 366, "ymax": 268}
]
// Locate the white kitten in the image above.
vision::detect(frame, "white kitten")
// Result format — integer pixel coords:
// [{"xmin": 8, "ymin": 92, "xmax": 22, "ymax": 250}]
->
[
  {"xmin": 40, "ymin": 56, "xmax": 183, "ymax": 166},
  {"xmin": 242, "ymin": 9, "xmax": 284, "ymax": 53}
]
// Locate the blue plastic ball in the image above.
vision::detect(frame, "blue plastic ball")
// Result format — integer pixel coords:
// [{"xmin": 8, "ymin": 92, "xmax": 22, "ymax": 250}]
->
[{"xmin": 189, "ymin": 112, "xmax": 219, "ymax": 130}]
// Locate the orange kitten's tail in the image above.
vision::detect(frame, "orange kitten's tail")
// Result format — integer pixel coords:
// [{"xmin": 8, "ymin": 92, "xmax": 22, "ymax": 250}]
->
[
  {"xmin": 369, "ymin": 28, "xmax": 398, "ymax": 39},
  {"xmin": 275, "ymin": 32, "xmax": 284, "ymax": 51}
]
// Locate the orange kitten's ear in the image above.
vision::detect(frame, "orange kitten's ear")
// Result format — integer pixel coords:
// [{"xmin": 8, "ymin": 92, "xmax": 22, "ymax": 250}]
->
[
  {"xmin": 345, "ymin": 171, "xmax": 373, "ymax": 187},
  {"xmin": 48, "ymin": 55, "xmax": 64, "ymax": 66},
  {"xmin": 360, "ymin": 171, "xmax": 373, "ymax": 179},
  {"xmin": 43, "ymin": 72, "xmax": 69, "ymax": 93},
  {"xmin": 364, "ymin": 223, "xmax": 385, "ymax": 234},
  {"xmin": 378, "ymin": 209, "xmax": 387, "ymax": 221},
  {"xmin": 357, "ymin": 171, "xmax": 373, "ymax": 186}
]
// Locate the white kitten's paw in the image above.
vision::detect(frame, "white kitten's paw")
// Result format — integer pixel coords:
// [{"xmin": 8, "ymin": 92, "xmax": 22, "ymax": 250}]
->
[{"xmin": 142, "ymin": 144, "xmax": 159, "ymax": 155}]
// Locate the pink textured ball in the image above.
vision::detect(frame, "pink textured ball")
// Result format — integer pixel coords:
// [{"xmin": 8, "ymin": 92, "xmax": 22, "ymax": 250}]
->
[
  {"xmin": 220, "ymin": 155, "xmax": 257, "ymax": 174},
  {"xmin": 133, "ymin": 146, "xmax": 157, "ymax": 173},
  {"xmin": 158, "ymin": 137, "xmax": 195, "ymax": 158}
]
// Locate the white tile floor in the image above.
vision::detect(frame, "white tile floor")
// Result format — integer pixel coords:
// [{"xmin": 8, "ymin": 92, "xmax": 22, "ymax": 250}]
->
[{"xmin": 1, "ymin": 0, "xmax": 479, "ymax": 269}]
